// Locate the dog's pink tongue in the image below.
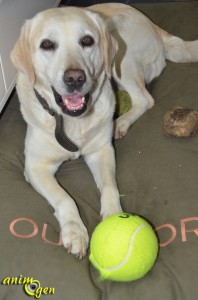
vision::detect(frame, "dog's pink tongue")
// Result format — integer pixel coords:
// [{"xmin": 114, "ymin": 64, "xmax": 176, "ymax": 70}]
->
[{"xmin": 62, "ymin": 94, "xmax": 84, "ymax": 109}]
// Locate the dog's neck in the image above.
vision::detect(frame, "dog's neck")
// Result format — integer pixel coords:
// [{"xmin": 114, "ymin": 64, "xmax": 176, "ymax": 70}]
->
[{"xmin": 33, "ymin": 88, "xmax": 79, "ymax": 152}]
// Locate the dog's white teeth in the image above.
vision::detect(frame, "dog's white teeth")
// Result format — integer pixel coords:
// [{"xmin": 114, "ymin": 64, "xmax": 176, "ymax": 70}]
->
[
  {"xmin": 62, "ymin": 95, "xmax": 85, "ymax": 111},
  {"xmin": 63, "ymin": 99, "xmax": 84, "ymax": 111}
]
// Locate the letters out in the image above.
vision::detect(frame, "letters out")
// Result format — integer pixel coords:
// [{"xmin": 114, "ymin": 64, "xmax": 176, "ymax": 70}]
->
[
  {"xmin": 9, "ymin": 216, "xmax": 198, "ymax": 247},
  {"xmin": 9, "ymin": 217, "xmax": 62, "ymax": 246}
]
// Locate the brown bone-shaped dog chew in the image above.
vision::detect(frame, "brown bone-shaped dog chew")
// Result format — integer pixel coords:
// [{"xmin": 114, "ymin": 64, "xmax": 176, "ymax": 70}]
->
[{"xmin": 162, "ymin": 106, "xmax": 198, "ymax": 137}]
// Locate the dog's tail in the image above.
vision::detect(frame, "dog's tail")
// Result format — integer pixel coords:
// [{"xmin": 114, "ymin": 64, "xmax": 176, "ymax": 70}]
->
[{"xmin": 155, "ymin": 25, "xmax": 198, "ymax": 63}]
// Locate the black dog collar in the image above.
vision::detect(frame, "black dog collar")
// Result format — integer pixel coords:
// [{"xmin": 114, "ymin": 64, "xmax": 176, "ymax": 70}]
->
[{"xmin": 34, "ymin": 88, "xmax": 79, "ymax": 152}]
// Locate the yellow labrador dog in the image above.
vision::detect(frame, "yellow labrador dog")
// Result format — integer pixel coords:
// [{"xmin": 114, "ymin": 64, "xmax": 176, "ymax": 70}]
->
[{"xmin": 11, "ymin": 3, "xmax": 198, "ymax": 258}]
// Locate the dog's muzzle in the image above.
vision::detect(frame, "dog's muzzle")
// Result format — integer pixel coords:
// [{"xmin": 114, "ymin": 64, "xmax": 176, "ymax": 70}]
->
[{"xmin": 53, "ymin": 69, "xmax": 90, "ymax": 117}]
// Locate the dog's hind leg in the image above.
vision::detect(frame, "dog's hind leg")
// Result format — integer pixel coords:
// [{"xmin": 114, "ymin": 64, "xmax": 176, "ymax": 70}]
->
[{"xmin": 114, "ymin": 73, "xmax": 154, "ymax": 139}]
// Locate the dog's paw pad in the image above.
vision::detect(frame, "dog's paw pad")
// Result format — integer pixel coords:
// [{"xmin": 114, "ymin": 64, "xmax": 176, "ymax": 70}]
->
[
  {"xmin": 114, "ymin": 118, "xmax": 129, "ymax": 139},
  {"xmin": 61, "ymin": 222, "xmax": 89, "ymax": 258}
]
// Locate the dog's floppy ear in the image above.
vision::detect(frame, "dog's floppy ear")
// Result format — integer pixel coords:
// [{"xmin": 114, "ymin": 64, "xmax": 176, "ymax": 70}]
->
[
  {"xmin": 101, "ymin": 28, "xmax": 118, "ymax": 78},
  {"xmin": 86, "ymin": 9, "xmax": 118, "ymax": 78},
  {"xmin": 11, "ymin": 20, "xmax": 35, "ymax": 83}
]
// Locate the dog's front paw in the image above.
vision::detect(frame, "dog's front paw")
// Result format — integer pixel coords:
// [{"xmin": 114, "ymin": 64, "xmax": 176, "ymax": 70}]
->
[
  {"xmin": 100, "ymin": 188, "xmax": 123, "ymax": 220},
  {"xmin": 100, "ymin": 196, "xmax": 123, "ymax": 220},
  {"xmin": 101, "ymin": 205, "xmax": 123, "ymax": 220},
  {"xmin": 61, "ymin": 221, "xmax": 89, "ymax": 259}
]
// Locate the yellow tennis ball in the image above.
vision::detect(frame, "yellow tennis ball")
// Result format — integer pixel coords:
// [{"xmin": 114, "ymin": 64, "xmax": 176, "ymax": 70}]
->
[
  {"xmin": 89, "ymin": 213, "xmax": 159, "ymax": 282},
  {"xmin": 115, "ymin": 90, "xmax": 132, "ymax": 117}
]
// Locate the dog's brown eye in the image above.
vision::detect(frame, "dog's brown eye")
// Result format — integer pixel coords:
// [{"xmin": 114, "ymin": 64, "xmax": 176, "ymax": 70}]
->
[
  {"xmin": 80, "ymin": 35, "xmax": 95, "ymax": 48},
  {"xmin": 40, "ymin": 39, "xmax": 56, "ymax": 50}
]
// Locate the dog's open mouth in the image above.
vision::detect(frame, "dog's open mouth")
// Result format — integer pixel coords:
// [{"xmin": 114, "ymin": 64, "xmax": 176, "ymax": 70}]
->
[{"xmin": 53, "ymin": 88, "xmax": 89, "ymax": 117}]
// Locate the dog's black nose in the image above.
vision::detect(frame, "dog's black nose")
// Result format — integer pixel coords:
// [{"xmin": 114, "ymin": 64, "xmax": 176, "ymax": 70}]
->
[{"xmin": 64, "ymin": 69, "xmax": 86, "ymax": 92}]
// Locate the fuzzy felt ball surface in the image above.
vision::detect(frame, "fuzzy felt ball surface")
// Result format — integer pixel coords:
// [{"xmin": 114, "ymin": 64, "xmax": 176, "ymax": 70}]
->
[
  {"xmin": 89, "ymin": 213, "xmax": 159, "ymax": 282},
  {"xmin": 115, "ymin": 91, "xmax": 132, "ymax": 117}
]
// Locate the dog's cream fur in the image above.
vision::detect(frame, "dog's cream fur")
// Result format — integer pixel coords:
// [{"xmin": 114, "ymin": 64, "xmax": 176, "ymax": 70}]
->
[{"xmin": 11, "ymin": 3, "xmax": 198, "ymax": 257}]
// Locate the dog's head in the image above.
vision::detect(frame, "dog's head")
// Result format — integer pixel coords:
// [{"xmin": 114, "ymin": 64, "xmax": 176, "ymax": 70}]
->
[{"xmin": 11, "ymin": 7, "xmax": 117, "ymax": 117}]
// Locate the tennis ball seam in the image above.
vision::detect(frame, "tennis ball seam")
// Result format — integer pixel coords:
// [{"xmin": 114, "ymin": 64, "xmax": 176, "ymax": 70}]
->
[{"xmin": 99, "ymin": 224, "xmax": 149, "ymax": 272}]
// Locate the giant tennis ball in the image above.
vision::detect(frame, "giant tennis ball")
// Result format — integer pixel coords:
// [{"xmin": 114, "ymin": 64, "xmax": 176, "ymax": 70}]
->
[{"xmin": 89, "ymin": 213, "xmax": 159, "ymax": 282}]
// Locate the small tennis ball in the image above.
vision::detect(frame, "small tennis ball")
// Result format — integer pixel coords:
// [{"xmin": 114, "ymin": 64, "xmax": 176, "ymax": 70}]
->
[
  {"xmin": 89, "ymin": 213, "xmax": 159, "ymax": 282},
  {"xmin": 115, "ymin": 90, "xmax": 132, "ymax": 117}
]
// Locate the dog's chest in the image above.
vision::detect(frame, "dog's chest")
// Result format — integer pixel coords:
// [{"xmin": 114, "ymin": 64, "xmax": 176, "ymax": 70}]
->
[{"xmin": 64, "ymin": 112, "xmax": 111, "ymax": 156}]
